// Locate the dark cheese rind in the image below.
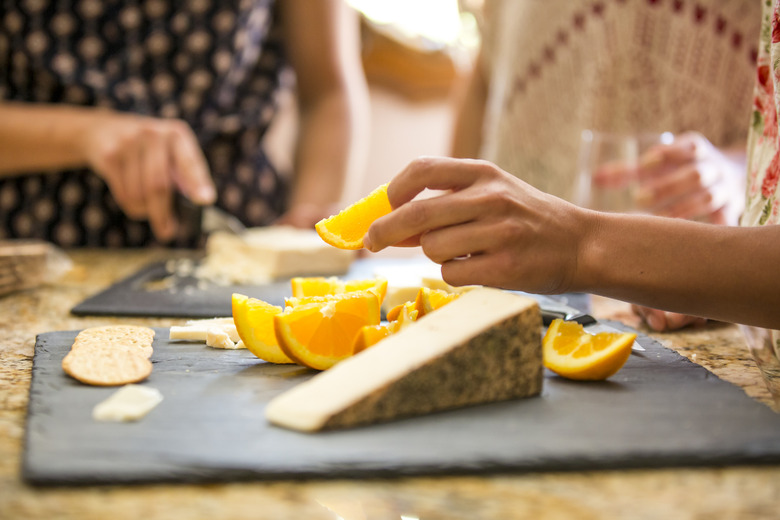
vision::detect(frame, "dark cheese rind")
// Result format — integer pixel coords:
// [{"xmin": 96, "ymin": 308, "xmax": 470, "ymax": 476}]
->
[{"xmin": 322, "ymin": 304, "xmax": 542, "ymax": 430}]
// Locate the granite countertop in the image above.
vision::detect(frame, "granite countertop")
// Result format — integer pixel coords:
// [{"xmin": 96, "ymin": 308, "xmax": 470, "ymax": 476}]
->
[{"xmin": 1, "ymin": 249, "xmax": 779, "ymax": 519}]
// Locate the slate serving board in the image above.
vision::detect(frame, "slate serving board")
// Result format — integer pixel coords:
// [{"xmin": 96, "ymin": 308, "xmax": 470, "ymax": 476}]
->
[
  {"xmin": 69, "ymin": 257, "xmax": 590, "ymax": 319},
  {"xmin": 23, "ymin": 324, "xmax": 780, "ymax": 486}
]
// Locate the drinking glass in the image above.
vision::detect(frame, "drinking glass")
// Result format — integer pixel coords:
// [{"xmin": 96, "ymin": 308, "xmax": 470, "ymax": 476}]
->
[{"xmin": 576, "ymin": 130, "xmax": 674, "ymax": 213}]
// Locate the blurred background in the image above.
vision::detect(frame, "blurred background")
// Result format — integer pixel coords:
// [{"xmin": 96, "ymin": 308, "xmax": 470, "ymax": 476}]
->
[{"xmin": 266, "ymin": 0, "xmax": 481, "ymax": 205}]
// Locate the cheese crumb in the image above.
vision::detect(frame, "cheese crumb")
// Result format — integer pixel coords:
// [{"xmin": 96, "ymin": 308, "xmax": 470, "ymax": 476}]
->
[{"xmin": 206, "ymin": 329, "xmax": 237, "ymax": 349}]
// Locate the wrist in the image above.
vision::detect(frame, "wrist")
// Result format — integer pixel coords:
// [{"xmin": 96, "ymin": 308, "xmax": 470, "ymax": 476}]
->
[{"xmin": 571, "ymin": 208, "xmax": 611, "ymax": 293}]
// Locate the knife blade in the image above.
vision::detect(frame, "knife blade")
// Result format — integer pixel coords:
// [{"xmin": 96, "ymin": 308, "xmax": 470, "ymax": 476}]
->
[{"xmin": 201, "ymin": 205, "xmax": 246, "ymax": 235}]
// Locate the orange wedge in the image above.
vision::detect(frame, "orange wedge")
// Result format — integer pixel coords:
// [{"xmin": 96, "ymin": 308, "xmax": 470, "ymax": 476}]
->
[
  {"xmin": 290, "ymin": 276, "xmax": 388, "ymax": 304},
  {"xmin": 414, "ymin": 287, "xmax": 461, "ymax": 317},
  {"xmin": 285, "ymin": 289, "xmax": 377, "ymax": 309},
  {"xmin": 275, "ymin": 290, "xmax": 381, "ymax": 370},
  {"xmin": 232, "ymin": 293, "xmax": 293, "ymax": 364},
  {"xmin": 290, "ymin": 276, "xmax": 340, "ymax": 298},
  {"xmin": 386, "ymin": 300, "xmax": 417, "ymax": 322},
  {"xmin": 542, "ymin": 319, "xmax": 635, "ymax": 381},
  {"xmin": 352, "ymin": 323, "xmax": 396, "ymax": 354},
  {"xmin": 343, "ymin": 278, "xmax": 388, "ymax": 304},
  {"xmin": 315, "ymin": 183, "xmax": 392, "ymax": 250},
  {"xmin": 396, "ymin": 303, "xmax": 418, "ymax": 329}
]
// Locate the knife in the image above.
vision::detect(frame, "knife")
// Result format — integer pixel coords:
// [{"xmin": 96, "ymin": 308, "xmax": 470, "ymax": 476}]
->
[{"xmin": 174, "ymin": 194, "xmax": 246, "ymax": 236}]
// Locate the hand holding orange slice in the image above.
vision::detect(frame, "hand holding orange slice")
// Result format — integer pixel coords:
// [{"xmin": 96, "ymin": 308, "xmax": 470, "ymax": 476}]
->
[
  {"xmin": 315, "ymin": 183, "xmax": 392, "ymax": 250},
  {"xmin": 542, "ymin": 319, "xmax": 635, "ymax": 381}
]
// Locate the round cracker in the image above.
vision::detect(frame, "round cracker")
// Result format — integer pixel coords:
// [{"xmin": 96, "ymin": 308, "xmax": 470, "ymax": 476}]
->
[
  {"xmin": 76, "ymin": 325, "xmax": 155, "ymax": 342},
  {"xmin": 73, "ymin": 325, "xmax": 155, "ymax": 358},
  {"xmin": 62, "ymin": 348, "xmax": 153, "ymax": 386}
]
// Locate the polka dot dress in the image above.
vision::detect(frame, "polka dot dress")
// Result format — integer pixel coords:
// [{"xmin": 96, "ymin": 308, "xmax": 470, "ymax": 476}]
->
[{"xmin": 0, "ymin": 0, "xmax": 289, "ymax": 247}]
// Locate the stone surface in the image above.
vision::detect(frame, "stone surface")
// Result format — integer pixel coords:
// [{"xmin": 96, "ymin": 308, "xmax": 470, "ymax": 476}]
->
[{"xmin": 1, "ymin": 249, "xmax": 780, "ymax": 520}]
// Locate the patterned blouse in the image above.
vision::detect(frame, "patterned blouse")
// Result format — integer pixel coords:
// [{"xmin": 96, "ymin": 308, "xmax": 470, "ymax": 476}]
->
[
  {"xmin": 478, "ymin": 0, "xmax": 760, "ymax": 203},
  {"xmin": 742, "ymin": 0, "xmax": 780, "ymax": 393},
  {"xmin": 0, "ymin": 0, "xmax": 289, "ymax": 247}
]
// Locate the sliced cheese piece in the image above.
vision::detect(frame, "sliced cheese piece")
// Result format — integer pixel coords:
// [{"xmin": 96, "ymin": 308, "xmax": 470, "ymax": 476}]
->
[
  {"xmin": 169, "ymin": 326, "xmax": 210, "ymax": 342},
  {"xmin": 169, "ymin": 319, "xmax": 239, "ymax": 343},
  {"xmin": 266, "ymin": 287, "xmax": 542, "ymax": 432},
  {"xmin": 206, "ymin": 329, "xmax": 239, "ymax": 349},
  {"xmin": 223, "ymin": 324, "xmax": 240, "ymax": 343},
  {"xmin": 92, "ymin": 384, "xmax": 163, "ymax": 422},
  {"xmin": 196, "ymin": 226, "xmax": 356, "ymax": 285}
]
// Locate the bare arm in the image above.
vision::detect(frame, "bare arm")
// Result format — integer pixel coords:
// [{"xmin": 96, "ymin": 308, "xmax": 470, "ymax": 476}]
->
[
  {"xmin": 449, "ymin": 46, "xmax": 487, "ymax": 159},
  {"xmin": 277, "ymin": 0, "xmax": 369, "ymax": 228},
  {"xmin": 0, "ymin": 102, "xmax": 214, "ymax": 241},
  {"xmin": 577, "ymin": 211, "xmax": 779, "ymax": 328},
  {"xmin": 363, "ymin": 157, "xmax": 780, "ymax": 329},
  {"xmin": 0, "ymin": 102, "xmax": 96, "ymax": 175}
]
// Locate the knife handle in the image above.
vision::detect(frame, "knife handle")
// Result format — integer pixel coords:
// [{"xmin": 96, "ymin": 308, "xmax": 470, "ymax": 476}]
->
[{"xmin": 541, "ymin": 309, "xmax": 598, "ymax": 327}]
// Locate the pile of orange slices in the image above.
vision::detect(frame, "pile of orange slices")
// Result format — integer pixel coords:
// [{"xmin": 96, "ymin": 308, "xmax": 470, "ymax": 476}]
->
[{"xmin": 232, "ymin": 277, "xmax": 461, "ymax": 371}]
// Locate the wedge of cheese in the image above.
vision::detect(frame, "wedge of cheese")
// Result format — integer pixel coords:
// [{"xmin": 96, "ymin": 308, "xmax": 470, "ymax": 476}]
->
[
  {"xmin": 265, "ymin": 287, "xmax": 542, "ymax": 432},
  {"xmin": 196, "ymin": 226, "xmax": 356, "ymax": 285}
]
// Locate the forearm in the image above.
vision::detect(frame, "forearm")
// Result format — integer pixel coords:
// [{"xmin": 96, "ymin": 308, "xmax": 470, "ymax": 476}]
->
[
  {"xmin": 0, "ymin": 102, "xmax": 98, "ymax": 175},
  {"xmin": 290, "ymin": 86, "xmax": 366, "ymax": 208},
  {"xmin": 578, "ymin": 211, "xmax": 780, "ymax": 328},
  {"xmin": 449, "ymin": 51, "xmax": 487, "ymax": 159},
  {"xmin": 280, "ymin": 0, "xmax": 368, "ymax": 212}
]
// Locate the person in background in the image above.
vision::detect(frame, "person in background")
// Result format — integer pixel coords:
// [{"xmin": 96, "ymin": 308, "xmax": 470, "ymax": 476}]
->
[
  {"xmin": 0, "ymin": 0, "xmax": 368, "ymax": 247},
  {"xmin": 362, "ymin": 0, "xmax": 780, "ymax": 396},
  {"xmin": 451, "ymin": 0, "xmax": 760, "ymax": 330}
]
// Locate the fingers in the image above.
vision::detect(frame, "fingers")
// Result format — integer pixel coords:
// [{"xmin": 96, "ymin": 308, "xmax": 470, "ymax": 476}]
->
[
  {"xmin": 97, "ymin": 145, "xmax": 133, "ymax": 215},
  {"xmin": 367, "ymin": 192, "xmax": 476, "ymax": 252},
  {"xmin": 592, "ymin": 161, "xmax": 637, "ymax": 189},
  {"xmin": 418, "ymin": 219, "xmax": 500, "ymax": 264},
  {"xmin": 656, "ymin": 187, "xmax": 716, "ymax": 220},
  {"xmin": 639, "ymin": 140, "xmax": 697, "ymax": 179},
  {"xmin": 84, "ymin": 115, "xmax": 215, "ymax": 243},
  {"xmin": 366, "ymin": 157, "xmax": 509, "ymax": 252},
  {"xmin": 142, "ymin": 133, "xmax": 175, "ymax": 241},
  {"xmin": 169, "ymin": 122, "xmax": 215, "ymax": 205},
  {"xmin": 386, "ymin": 157, "xmax": 502, "ymax": 208},
  {"xmin": 638, "ymin": 163, "xmax": 707, "ymax": 210},
  {"xmin": 119, "ymin": 138, "xmax": 146, "ymax": 219},
  {"xmin": 631, "ymin": 305, "xmax": 707, "ymax": 331},
  {"xmin": 639, "ymin": 160, "xmax": 731, "ymax": 220}
]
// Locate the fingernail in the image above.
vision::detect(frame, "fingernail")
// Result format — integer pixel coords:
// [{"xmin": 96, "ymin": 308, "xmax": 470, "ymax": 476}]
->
[
  {"xmin": 196, "ymin": 185, "xmax": 216, "ymax": 204},
  {"xmin": 362, "ymin": 234, "xmax": 373, "ymax": 251}
]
